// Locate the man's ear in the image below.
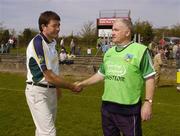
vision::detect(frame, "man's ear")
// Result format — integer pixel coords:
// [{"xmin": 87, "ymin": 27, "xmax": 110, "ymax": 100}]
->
[
  {"xmin": 126, "ymin": 30, "xmax": 130, "ymax": 37},
  {"xmin": 41, "ymin": 24, "xmax": 46, "ymax": 30}
]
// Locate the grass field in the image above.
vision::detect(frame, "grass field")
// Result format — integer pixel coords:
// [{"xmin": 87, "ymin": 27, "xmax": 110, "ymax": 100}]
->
[
  {"xmin": 9, "ymin": 45, "xmax": 101, "ymax": 56},
  {"xmin": 0, "ymin": 72, "xmax": 180, "ymax": 136}
]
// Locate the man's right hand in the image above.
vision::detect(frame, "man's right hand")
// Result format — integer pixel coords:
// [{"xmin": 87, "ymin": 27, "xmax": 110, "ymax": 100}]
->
[{"xmin": 72, "ymin": 82, "xmax": 83, "ymax": 93}]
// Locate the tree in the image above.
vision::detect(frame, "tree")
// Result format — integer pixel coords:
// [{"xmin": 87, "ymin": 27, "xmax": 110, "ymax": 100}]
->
[
  {"xmin": 1, "ymin": 29, "xmax": 10, "ymax": 43},
  {"xmin": 171, "ymin": 23, "xmax": 180, "ymax": 37},
  {"xmin": 153, "ymin": 27, "xmax": 169, "ymax": 42},
  {"xmin": 78, "ymin": 21, "xmax": 97, "ymax": 47},
  {"xmin": 0, "ymin": 22, "xmax": 4, "ymax": 43},
  {"xmin": 0, "ymin": 22, "xmax": 3, "ymax": 32},
  {"xmin": 23, "ymin": 28, "xmax": 33, "ymax": 45},
  {"xmin": 134, "ymin": 20, "xmax": 154, "ymax": 45},
  {"xmin": 0, "ymin": 22, "xmax": 10, "ymax": 43},
  {"xmin": 153, "ymin": 24, "xmax": 180, "ymax": 43},
  {"xmin": 18, "ymin": 28, "xmax": 38, "ymax": 46}
]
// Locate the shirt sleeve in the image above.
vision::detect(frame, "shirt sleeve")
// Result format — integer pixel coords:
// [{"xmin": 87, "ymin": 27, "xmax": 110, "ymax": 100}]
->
[
  {"xmin": 98, "ymin": 63, "xmax": 105, "ymax": 76},
  {"xmin": 140, "ymin": 49, "xmax": 156, "ymax": 78},
  {"xmin": 33, "ymin": 35, "xmax": 50, "ymax": 71}
]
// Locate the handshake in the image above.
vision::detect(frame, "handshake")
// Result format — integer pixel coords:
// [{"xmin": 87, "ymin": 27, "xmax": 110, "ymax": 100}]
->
[
  {"xmin": 66, "ymin": 73, "xmax": 103, "ymax": 93},
  {"xmin": 71, "ymin": 81, "xmax": 84, "ymax": 93}
]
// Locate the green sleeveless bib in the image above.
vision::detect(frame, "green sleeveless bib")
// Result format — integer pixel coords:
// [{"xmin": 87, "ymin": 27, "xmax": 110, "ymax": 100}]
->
[{"xmin": 102, "ymin": 42, "xmax": 147, "ymax": 104}]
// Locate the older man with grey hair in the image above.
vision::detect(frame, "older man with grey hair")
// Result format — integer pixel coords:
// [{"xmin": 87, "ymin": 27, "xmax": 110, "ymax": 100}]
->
[{"xmin": 76, "ymin": 18, "xmax": 156, "ymax": 136}]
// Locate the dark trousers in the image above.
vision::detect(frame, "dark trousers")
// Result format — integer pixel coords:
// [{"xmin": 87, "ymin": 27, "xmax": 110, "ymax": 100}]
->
[{"xmin": 101, "ymin": 107, "xmax": 142, "ymax": 136}]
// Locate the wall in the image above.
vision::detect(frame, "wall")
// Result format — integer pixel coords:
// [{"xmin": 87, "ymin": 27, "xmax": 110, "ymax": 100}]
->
[
  {"xmin": 0, "ymin": 55, "xmax": 96, "ymax": 77},
  {"xmin": 0, "ymin": 55, "xmax": 176, "ymax": 85}
]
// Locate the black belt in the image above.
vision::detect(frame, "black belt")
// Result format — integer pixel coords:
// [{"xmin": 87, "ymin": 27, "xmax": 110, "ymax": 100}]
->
[{"xmin": 27, "ymin": 82, "xmax": 56, "ymax": 88}]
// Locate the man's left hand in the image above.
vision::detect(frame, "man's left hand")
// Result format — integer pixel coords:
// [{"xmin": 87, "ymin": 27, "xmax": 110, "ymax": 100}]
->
[{"xmin": 141, "ymin": 102, "xmax": 152, "ymax": 121}]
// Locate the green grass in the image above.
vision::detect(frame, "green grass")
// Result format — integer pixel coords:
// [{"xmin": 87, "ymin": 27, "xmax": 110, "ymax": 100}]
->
[
  {"xmin": 8, "ymin": 45, "xmax": 102, "ymax": 56},
  {"xmin": 9, "ymin": 47, "xmax": 27, "ymax": 55},
  {"xmin": 0, "ymin": 72, "xmax": 180, "ymax": 136}
]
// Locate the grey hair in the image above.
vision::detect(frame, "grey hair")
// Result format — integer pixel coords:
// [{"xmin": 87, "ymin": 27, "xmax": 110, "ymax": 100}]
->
[{"xmin": 113, "ymin": 18, "xmax": 133, "ymax": 35}]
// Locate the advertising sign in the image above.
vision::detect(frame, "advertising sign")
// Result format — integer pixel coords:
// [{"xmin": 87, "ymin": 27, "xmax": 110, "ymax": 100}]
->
[
  {"xmin": 98, "ymin": 29, "xmax": 112, "ymax": 37},
  {"xmin": 98, "ymin": 18, "xmax": 116, "ymax": 26}
]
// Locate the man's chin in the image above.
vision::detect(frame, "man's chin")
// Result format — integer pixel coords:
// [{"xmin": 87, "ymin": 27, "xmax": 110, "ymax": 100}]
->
[
  {"xmin": 112, "ymin": 39, "xmax": 117, "ymax": 43},
  {"xmin": 53, "ymin": 34, "xmax": 59, "ymax": 38},
  {"xmin": 112, "ymin": 40, "xmax": 118, "ymax": 44}
]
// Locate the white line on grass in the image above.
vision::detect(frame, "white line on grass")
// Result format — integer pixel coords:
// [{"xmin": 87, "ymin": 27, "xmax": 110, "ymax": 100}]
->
[
  {"xmin": 0, "ymin": 87, "xmax": 23, "ymax": 92},
  {"xmin": 0, "ymin": 87, "xmax": 100, "ymax": 98},
  {"xmin": 0, "ymin": 87, "xmax": 180, "ymax": 107}
]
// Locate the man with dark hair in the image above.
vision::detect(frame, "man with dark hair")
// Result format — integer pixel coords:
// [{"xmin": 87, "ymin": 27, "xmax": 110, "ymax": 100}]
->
[
  {"xmin": 76, "ymin": 18, "xmax": 155, "ymax": 136},
  {"xmin": 25, "ymin": 11, "xmax": 81, "ymax": 136}
]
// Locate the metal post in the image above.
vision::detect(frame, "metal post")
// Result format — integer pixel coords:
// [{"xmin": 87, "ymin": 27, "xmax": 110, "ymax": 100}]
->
[
  {"xmin": 134, "ymin": 34, "xmax": 136, "ymax": 42},
  {"xmin": 16, "ymin": 37, "xmax": 19, "ymax": 56},
  {"xmin": 138, "ymin": 34, "xmax": 141, "ymax": 43}
]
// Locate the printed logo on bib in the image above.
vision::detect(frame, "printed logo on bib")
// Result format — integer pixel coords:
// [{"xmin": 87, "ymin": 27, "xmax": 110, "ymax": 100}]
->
[
  {"xmin": 107, "ymin": 64, "xmax": 126, "ymax": 76},
  {"xmin": 38, "ymin": 55, "xmax": 45, "ymax": 64},
  {"xmin": 105, "ymin": 64, "xmax": 126, "ymax": 81},
  {"xmin": 124, "ymin": 53, "xmax": 133, "ymax": 62}
]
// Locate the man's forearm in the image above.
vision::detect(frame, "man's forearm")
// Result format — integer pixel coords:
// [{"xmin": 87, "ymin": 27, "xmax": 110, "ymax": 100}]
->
[
  {"xmin": 145, "ymin": 76, "xmax": 155, "ymax": 100},
  {"xmin": 80, "ymin": 73, "xmax": 104, "ymax": 87},
  {"xmin": 43, "ymin": 70, "xmax": 74, "ymax": 90}
]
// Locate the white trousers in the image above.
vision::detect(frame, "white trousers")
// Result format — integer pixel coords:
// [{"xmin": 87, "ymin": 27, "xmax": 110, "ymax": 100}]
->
[{"xmin": 25, "ymin": 84, "xmax": 57, "ymax": 136}]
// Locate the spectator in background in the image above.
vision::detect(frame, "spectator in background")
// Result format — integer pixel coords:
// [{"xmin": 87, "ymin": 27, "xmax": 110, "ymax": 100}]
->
[
  {"xmin": 70, "ymin": 38, "xmax": 75, "ymax": 55},
  {"xmin": 153, "ymin": 46, "xmax": 165, "ymax": 87},
  {"xmin": 1, "ymin": 42, "xmax": 4, "ymax": 53},
  {"xmin": 159, "ymin": 38, "xmax": 165, "ymax": 46},
  {"xmin": 5, "ymin": 43, "xmax": 11, "ymax": 53},
  {"xmin": 8, "ymin": 37, "xmax": 14, "ymax": 48},
  {"xmin": 101, "ymin": 41, "xmax": 110, "ymax": 54},
  {"xmin": 164, "ymin": 45, "xmax": 170, "ymax": 59},
  {"xmin": 148, "ymin": 41, "xmax": 157, "ymax": 57},
  {"xmin": 176, "ymin": 42, "xmax": 180, "ymax": 92},
  {"xmin": 173, "ymin": 44, "xmax": 178, "ymax": 59},
  {"xmin": 153, "ymin": 45, "xmax": 159, "ymax": 55},
  {"xmin": 97, "ymin": 37, "xmax": 102, "ymax": 49},
  {"xmin": 77, "ymin": 46, "xmax": 81, "ymax": 55},
  {"xmin": 87, "ymin": 47, "xmax": 92, "ymax": 55},
  {"xmin": 175, "ymin": 43, "xmax": 180, "ymax": 68},
  {"xmin": 60, "ymin": 37, "xmax": 64, "ymax": 48},
  {"xmin": 60, "ymin": 37, "xmax": 67, "ymax": 53},
  {"xmin": 12, "ymin": 37, "xmax": 17, "ymax": 48},
  {"xmin": 0, "ymin": 42, "xmax": 11, "ymax": 53},
  {"xmin": 59, "ymin": 49, "xmax": 67, "ymax": 64}
]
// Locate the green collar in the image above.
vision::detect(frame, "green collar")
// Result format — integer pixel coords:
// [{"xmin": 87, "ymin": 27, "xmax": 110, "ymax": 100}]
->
[{"xmin": 115, "ymin": 41, "xmax": 134, "ymax": 52}]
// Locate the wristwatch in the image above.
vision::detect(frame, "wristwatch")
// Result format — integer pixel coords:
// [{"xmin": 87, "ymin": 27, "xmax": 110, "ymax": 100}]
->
[{"xmin": 144, "ymin": 99, "xmax": 153, "ymax": 104}]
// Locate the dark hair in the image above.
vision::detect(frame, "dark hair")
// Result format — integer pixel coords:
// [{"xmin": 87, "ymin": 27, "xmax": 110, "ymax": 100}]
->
[
  {"xmin": 38, "ymin": 11, "xmax": 60, "ymax": 32},
  {"xmin": 157, "ymin": 45, "xmax": 165, "ymax": 50}
]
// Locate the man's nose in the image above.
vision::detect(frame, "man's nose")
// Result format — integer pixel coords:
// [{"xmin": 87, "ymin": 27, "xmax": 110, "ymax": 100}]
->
[{"xmin": 112, "ymin": 32, "xmax": 115, "ymax": 36}]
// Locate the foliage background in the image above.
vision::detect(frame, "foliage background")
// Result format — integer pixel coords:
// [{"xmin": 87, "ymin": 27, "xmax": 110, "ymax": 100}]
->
[{"xmin": 1, "ymin": 20, "xmax": 180, "ymax": 49}]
